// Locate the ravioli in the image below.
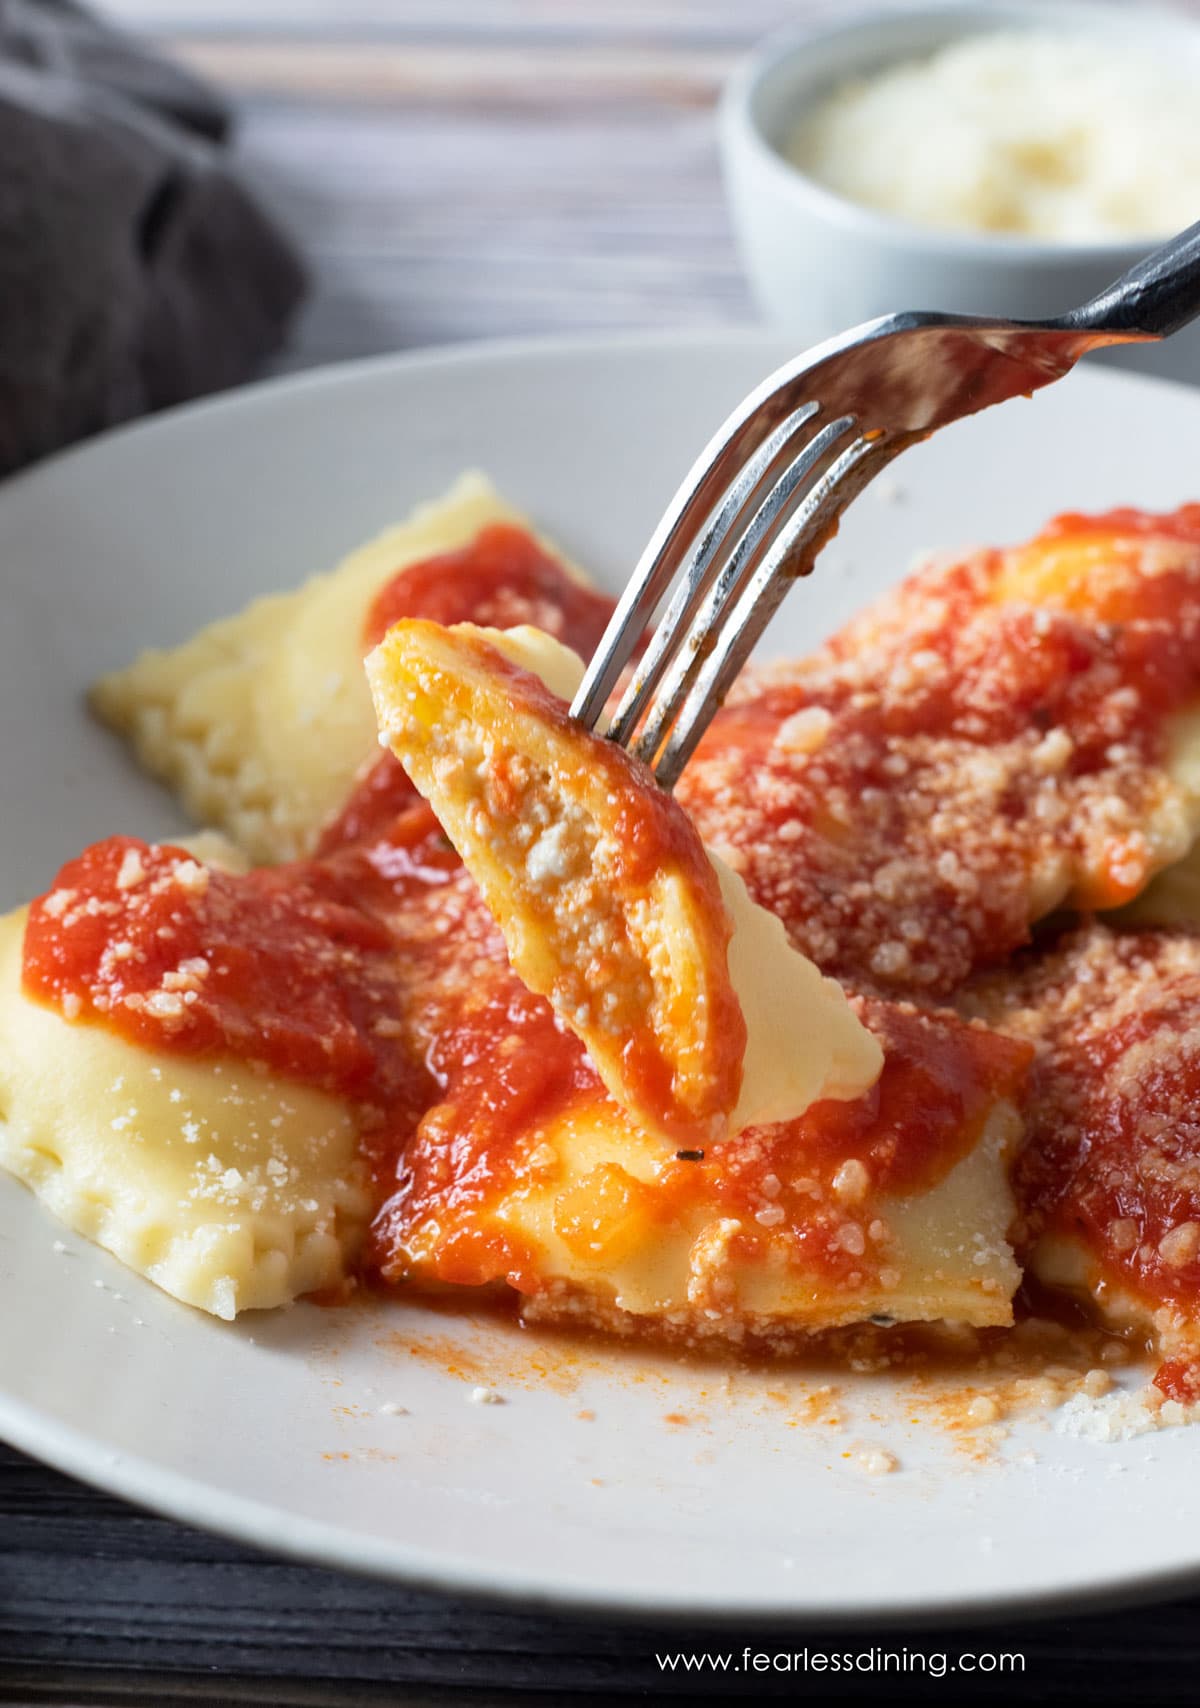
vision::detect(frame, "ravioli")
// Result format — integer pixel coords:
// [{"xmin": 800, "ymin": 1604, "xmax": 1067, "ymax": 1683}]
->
[
  {"xmin": 34, "ymin": 489, "xmax": 1200, "ymax": 1356},
  {"xmin": 379, "ymin": 995, "xmax": 1028, "ymax": 1340},
  {"xmin": 679, "ymin": 506, "xmax": 1200, "ymax": 998},
  {"xmin": 366, "ymin": 620, "xmax": 882, "ymax": 1144},
  {"xmin": 91, "ymin": 474, "xmax": 608, "ymax": 864},
  {"xmin": 962, "ymin": 923, "xmax": 1200, "ymax": 1386},
  {"xmin": 0, "ymin": 904, "xmax": 371, "ymax": 1318}
]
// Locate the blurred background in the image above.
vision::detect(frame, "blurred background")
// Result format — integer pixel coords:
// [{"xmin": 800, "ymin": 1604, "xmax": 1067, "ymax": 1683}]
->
[
  {"xmin": 98, "ymin": 0, "xmax": 878, "ymax": 363},
  {"xmin": 100, "ymin": 0, "xmax": 798, "ymax": 360},
  {"xmin": 5, "ymin": 0, "xmax": 1198, "ymax": 479},
  {"xmin": 100, "ymin": 0, "xmax": 1200, "ymax": 367}
]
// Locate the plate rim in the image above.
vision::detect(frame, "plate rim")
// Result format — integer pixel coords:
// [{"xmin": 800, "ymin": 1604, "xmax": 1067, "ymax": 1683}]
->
[
  {"xmin": 6, "ymin": 1380, "xmax": 1200, "ymax": 1628},
  {"xmin": 3, "ymin": 321, "xmax": 1196, "ymax": 506},
  {"xmin": 0, "ymin": 324, "xmax": 786, "ymax": 501}
]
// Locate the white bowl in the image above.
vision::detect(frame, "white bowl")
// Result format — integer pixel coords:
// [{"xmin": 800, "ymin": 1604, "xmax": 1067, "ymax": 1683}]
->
[{"xmin": 719, "ymin": 0, "xmax": 1200, "ymax": 384}]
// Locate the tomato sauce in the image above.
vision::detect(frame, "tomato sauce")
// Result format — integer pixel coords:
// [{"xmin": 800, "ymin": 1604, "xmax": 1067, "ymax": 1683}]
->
[
  {"xmin": 678, "ymin": 507, "xmax": 1200, "ymax": 996},
  {"xmin": 22, "ymin": 834, "xmax": 434, "ymax": 1115},
  {"xmin": 20, "ymin": 805, "xmax": 1027, "ymax": 1301},
  {"xmin": 320, "ymin": 521, "xmax": 617, "ymax": 853},
  {"xmin": 360, "ymin": 521, "xmax": 616, "ymax": 655},
  {"xmin": 376, "ymin": 991, "xmax": 1030, "ymax": 1295},
  {"xmin": 1015, "ymin": 958, "xmax": 1200, "ymax": 1309},
  {"xmin": 969, "ymin": 923, "xmax": 1200, "ymax": 1390}
]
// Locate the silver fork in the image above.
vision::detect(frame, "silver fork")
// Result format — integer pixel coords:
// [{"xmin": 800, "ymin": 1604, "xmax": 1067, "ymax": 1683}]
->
[{"xmin": 571, "ymin": 219, "xmax": 1200, "ymax": 790}]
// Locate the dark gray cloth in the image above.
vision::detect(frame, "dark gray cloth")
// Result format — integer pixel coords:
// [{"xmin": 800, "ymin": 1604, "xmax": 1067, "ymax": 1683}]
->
[{"xmin": 0, "ymin": 0, "xmax": 306, "ymax": 478}]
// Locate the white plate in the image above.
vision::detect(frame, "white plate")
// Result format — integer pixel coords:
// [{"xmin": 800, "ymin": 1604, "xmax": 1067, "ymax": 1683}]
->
[{"xmin": 2, "ymin": 331, "xmax": 1200, "ymax": 1624}]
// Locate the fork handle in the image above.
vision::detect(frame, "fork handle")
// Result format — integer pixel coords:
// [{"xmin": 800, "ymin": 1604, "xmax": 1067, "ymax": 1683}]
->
[{"xmin": 1060, "ymin": 218, "xmax": 1200, "ymax": 341}]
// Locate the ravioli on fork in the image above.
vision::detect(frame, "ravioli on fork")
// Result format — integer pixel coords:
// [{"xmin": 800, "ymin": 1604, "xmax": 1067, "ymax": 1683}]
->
[{"xmin": 366, "ymin": 620, "xmax": 882, "ymax": 1146}]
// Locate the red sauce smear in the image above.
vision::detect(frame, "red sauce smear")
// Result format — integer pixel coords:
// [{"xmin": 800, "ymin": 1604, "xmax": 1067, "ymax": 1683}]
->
[
  {"xmin": 323, "ymin": 523, "xmax": 617, "ymax": 851},
  {"xmin": 22, "ymin": 835, "xmax": 432, "ymax": 1115},
  {"xmin": 1154, "ymin": 1359, "xmax": 1200, "ymax": 1405},
  {"xmin": 1045, "ymin": 504, "xmax": 1200, "ymax": 551},
  {"xmin": 360, "ymin": 521, "xmax": 615, "ymax": 654}
]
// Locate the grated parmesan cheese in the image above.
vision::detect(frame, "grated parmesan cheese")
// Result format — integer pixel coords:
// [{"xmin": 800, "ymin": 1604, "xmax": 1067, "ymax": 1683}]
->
[
  {"xmin": 469, "ymin": 1385, "xmax": 504, "ymax": 1406},
  {"xmin": 789, "ymin": 32, "xmax": 1200, "ymax": 241},
  {"xmin": 1055, "ymin": 1381, "xmax": 1200, "ymax": 1442}
]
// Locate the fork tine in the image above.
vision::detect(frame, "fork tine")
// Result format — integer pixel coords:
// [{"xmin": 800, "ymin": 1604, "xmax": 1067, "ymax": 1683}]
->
[
  {"xmin": 570, "ymin": 385, "xmax": 830, "ymax": 728},
  {"xmin": 625, "ymin": 413, "xmax": 858, "ymax": 766},
  {"xmin": 604, "ymin": 400, "xmax": 821, "ymax": 746},
  {"xmin": 652, "ymin": 434, "xmax": 907, "ymax": 790},
  {"xmin": 575, "ymin": 300, "xmax": 1121, "ymax": 766}
]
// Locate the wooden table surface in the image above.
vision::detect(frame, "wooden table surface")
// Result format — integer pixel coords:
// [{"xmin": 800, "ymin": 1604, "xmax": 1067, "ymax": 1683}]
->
[
  {"xmin": 7, "ymin": 1, "xmax": 1200, "ymax": 1702},
  {"xmin": 151, "ymin": 0, "xmax": 802, "ymax": 362}
]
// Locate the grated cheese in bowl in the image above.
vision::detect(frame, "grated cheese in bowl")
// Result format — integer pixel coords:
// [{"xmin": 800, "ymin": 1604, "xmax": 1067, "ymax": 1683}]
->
[{"xmin": 788, "ymin": 31, "xmax": 1200, "ymax": 242}]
